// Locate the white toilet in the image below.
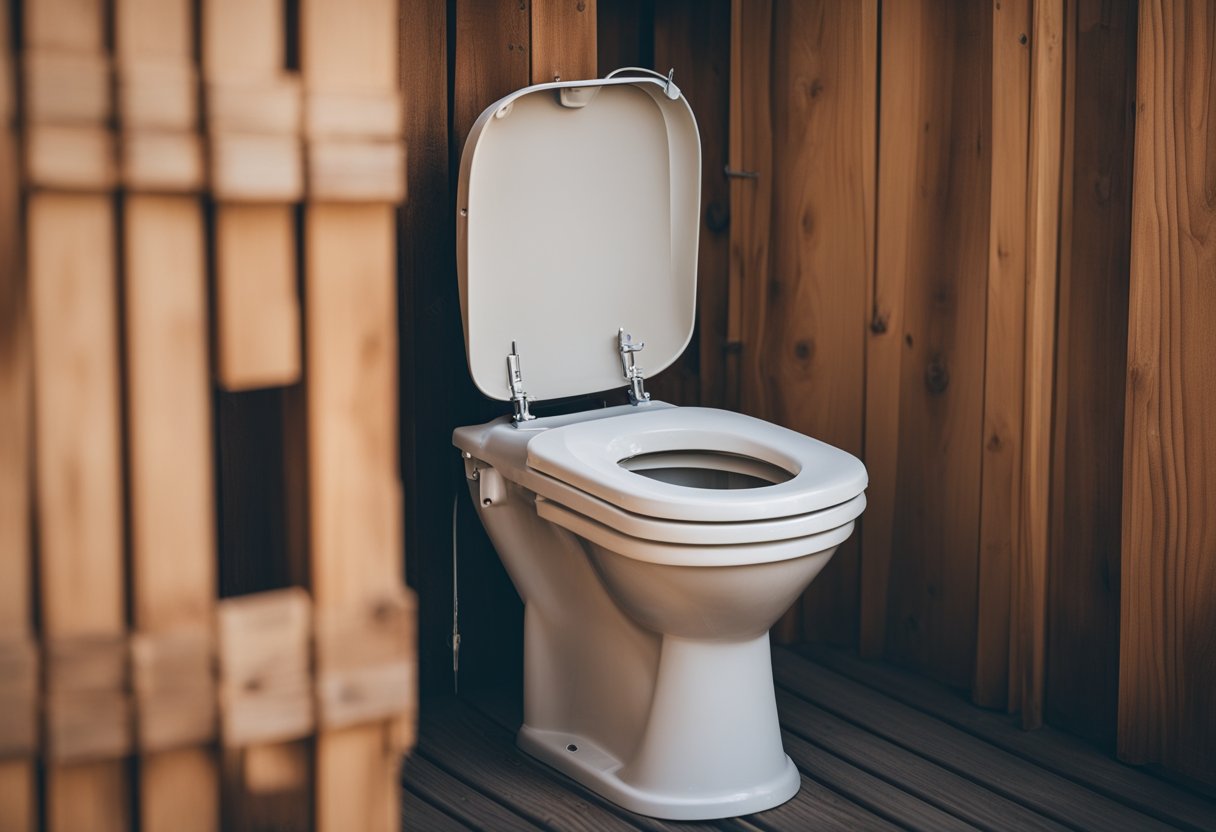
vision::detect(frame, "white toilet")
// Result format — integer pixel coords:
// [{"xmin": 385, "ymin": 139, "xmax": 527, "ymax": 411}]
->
[{"xmin": 452, "ymin": 69, "xmax": 868, "ymax": 821}]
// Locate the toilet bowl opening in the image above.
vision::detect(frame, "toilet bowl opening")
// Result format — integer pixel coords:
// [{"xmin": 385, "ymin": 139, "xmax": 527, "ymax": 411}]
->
[{"xmin": 617, "ymin": 450, "xmax": 794, "ymax": 490}]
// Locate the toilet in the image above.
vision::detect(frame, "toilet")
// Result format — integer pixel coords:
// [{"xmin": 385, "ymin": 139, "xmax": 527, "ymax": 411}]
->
[{"xmin": 452, "ymin": 69, "xmax": 868, "ymax": 821}]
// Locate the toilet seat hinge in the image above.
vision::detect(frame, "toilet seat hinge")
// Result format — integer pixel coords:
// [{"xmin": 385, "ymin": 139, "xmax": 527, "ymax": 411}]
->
[
  {"xmin": 506, "ymin": 341, "xmax": 537, "ymax": 424},
  {"xmin": 618, "ymin": 328, "xmax": 652, "ymax": 406}
]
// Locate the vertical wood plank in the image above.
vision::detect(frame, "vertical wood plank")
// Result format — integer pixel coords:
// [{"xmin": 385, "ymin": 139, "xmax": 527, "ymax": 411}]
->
[
  {"xmin": 876, "ymin": 0, "xmax": 991, "ymax": 689},
  {"xmin": 0, "ymin": 19, "xmax": 35, "ymax": 822},
  {"xmin": 1013, "ymin": 0, "xmax": 1065, "ymax": 730},
  {"xmin": 740, "ymin": 0, "xmax": 874, "ymax": 647},
  {"xmin": 651, "ymin": 0, "xmax": 731, "ymax": 410},
  {"xmin": 23, "ymin": 0, "xmax": 106, "ymax": 53},
  {"xmin": 1119, "ymin": 0, "xmax": 1216, "ymax": 788},
  {"xmin": 215, "ymin": 206, "xmax": 301, "ymax": 390},
  {"xmin": 124, "ymin": 194, "xmax": 218, "ymax": 832},
  {"xmin": 29, "ymin": 194, "xmax": 129, "ymax": 832},
  {"xmin": 202, "ymin": 0, "xmax": 285, "ymax": 85},
  {"xmin": 974, "ymin": 0, "xmax": 1032, "ymax": 711},
  {"xmin": 305, "ymin": 203, "xmax": 403, "ymax": 832},
  {"xmin": 454, "ymin": 0, "xmax": 532, "ymax": 146},
  {"xmin": 531, "ymin": 0, "xmax": 597, "ymax": 83},
  {"xmin": 1045, "ymin": 0, "xmax": 1137, "ymax": 746}
]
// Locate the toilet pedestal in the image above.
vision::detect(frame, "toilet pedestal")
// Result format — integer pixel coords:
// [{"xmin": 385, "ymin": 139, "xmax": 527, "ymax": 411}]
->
[{"xmin": 519, "ymin": 632, "xmax": 800, "ymax": 821}]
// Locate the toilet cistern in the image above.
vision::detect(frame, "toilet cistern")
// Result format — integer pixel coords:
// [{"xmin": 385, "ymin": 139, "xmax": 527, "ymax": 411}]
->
[{"xmin": 618, "ymin": 328, "xmax": 651, "ymax": 405}]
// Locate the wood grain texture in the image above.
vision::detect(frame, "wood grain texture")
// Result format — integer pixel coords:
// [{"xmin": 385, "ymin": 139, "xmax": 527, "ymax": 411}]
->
[
  {"xmin": 1046, "ymin": 0, "xmax": 1137, "ymax": 747},
  {"xmin": 215, "ymin": 205, "xmax": 301, "ymax": 390},
  {"xmin": 972, "ymin": 0, "xmax": 1031, "ymax": 711},
  {"xmin": 454, "ymin": 0, "xmax": 532, "ymax": 146},
  {"xmin": 531, "ymin": 0, "xmax": 597, "ymax": 83},
  {"xmin": 29, "ymin": 194, "xmax": 129, "ymax": 832},
  {"xmin": 1119, "ymin": 0, "xmax": 1216, "ymax": 789},
  {"xmin": 1012, "ymin": 0, "xmax": 1066, "ymax": 729},
  {"xmin": 123, "ymin": 195, "xmax": 218, "ymax": 832},
  {"xmin": 760, "ymin": 0, "xmax": 874, "ymax": 647},
  {"xmin": 874, "ymin": 1, "xmax": 992, "ymax": 689},
  {"xmin": 647, "ymin": 0, "xmax": 730, "ymax": 409},
  {"xmin": 305, "ymin": 203, "xmax": 403, "ymax": 832}
]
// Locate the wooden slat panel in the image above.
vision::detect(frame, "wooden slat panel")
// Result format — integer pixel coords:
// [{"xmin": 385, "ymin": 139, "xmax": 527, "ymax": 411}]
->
[
  {"xmin": 1045, "ymin": 0, "xmax": 1137, "ymax": 747},
  {"xmin": 1012, "ymin": 0, "xmax": 1066, "ymax": 729},
  {"xmin": 305, "ymin": 203, "xmax": 403, "ymax": 832},
  {"xmin": 402, "ymin": 755, "xmax": 546, "ymax": 832},
  {"xmin": 873, "ymin": 1, "xmax": 991, "ymax": 688},
  {"xmin": 1119, "ymin": 0, "xmax": 1216, "ymax": 789},
  {"xmin": 531, "ymin": 0, "xmax": 597, "ymax": 83},
  {"xmin": 115, "ymin": 0, "xmax": 192, "ymax": 63},
  {"xmin": 29, "ymin": 194, "xmax": 129, "ymax": 832},
  {"xmin": 215, "ymin": 205, "xmax": 301, "ymax": 390},
  {"xmin": 773, "ymin": 648, "xmax": 1176, "ymax": 832},
  {"xmin": 123, "ymin": 194, "xmax": 218, "ymax": 832},
  {"xmin": 401, "ymin": 788, "xmax": 475, "ymax": 832},
  {"xmin": 23, "ymin": 0, "xmax": 106, "ymax": 52},
  {"xmin": 300, "ymin": 0, "xmax": 397, "ymax": 94},
  {"xmin": 973, "ymin": 0, "xmax": 1031, "ymax": 710},
  {"xmin": 801, "ymin": 643, "xmax": 1216, "ymax": 832},
  {"xmin": 739, "ymin": 0, "xmax": 874, "ymax": 647},
  {"xmin": 202, "ymin": 0, "xmax": 284, "ymax": 85},
  {"xmin": 453, "ymin": 0, "xmax": 532, "ymax": 145}
]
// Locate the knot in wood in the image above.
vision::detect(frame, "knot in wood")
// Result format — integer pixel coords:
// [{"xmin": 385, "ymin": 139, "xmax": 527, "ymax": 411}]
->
[{"xmin": 924, "ymin": 356, "xmax": 950, "ymax": 394}]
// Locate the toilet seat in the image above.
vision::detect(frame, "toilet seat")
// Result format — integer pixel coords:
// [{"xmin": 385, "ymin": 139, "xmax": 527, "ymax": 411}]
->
[{"xmin": 526, "ymin": 406, "xmax": 868, "ymax": 523}]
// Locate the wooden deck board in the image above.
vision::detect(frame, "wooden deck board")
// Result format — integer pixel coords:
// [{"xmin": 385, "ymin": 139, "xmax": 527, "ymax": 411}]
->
[
  {"xmin": 404, "ymin": 648, "xmax": 1215, "ymax": 832},
  {"xmin": 797, "ymin": 644, "xmax": 1216, "ymax": 832}
]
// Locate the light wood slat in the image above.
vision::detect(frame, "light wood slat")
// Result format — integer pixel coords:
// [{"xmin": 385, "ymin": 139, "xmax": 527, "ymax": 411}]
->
[
  {"xmin": 123, "ymin": 194, "xmax": 218, "ymax": 832},
  {"xmin": 300, "ymin": 0, "xmax": 396, "ymax": 94},
  {"xmin": 530, "ymin": 0, "xmax": 597, "ymax": 83},
  {"xmin": 776, "ymin": 691, "xmax": 1068, "ymax": 832},
  {"xmin": 973, "ymin": 0, "xmax": 1031, "ymax": 711},
  {"xmin": 29, "ymin": 194, "xmax": 129, "ymax": 832},
  {"xmin": 1012, "ymin": 0, "xmax": 1066, "ymax": 728},
  {"xmin": 304, "ymin": 203, "xmax": 404, "ymax": 832},
  {"xmin": 115, "ymin": 0, "xmax": 191, "ymax": 63},
  {"xmin": 22, "ymin": 0, "xmax": 105, "ymax": 52},
  {"xmin": 202, "ymin": 0, "xmax": 284, "ymax": 85},
  {"xmin": 799, "ymin": 644, "xmax": 1216, "ymax": 832},
  {"xmin": 1119, "ymin": 0, "xmax": 1216, "ymax": 789},
  {"xmin": 214, "ymin": 205, "xmax": 301, "ymax": 390},
  {"xmin": 402, "ymin": 754, "xmax": 546, "ymax": 832},
  {"xmin": 773, "ymin": 648, "xmax": 1175, "ymax": 832}
]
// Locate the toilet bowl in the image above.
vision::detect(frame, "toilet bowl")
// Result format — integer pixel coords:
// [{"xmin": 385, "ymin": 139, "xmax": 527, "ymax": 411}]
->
[{"xmin": 452, "ymin": 71, "xmax": 868, "ymax": 820}]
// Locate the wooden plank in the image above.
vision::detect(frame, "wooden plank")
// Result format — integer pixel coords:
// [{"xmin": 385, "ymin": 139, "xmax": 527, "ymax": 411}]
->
[
  {"xmin": 648, "ymin": 0, "xmax": 730, "ymax": 410},
  {"xmin": 531, "ymin": 0, "xmax": 597, "ymax": 83},
  {"xmin": 1045, "ymin": 0, "xmax": 1137, "ymax": 747},
  {"xmin": 0, "ymin": 69, "xmax": 35, "ymax": 832},
  {"xmin": 215, "ymin": 205, "xmax": 301, "ymax": 390},
  {"xmin": 402, "ymin": 754, "xmax": 546, "ymax": 832},
  {"xmin": 300, "ymin": 0, "xmax": 396, "ymax": 94},
  {"xmin": 972, "ymin": 0, "xmax": 1031, "ymax": 711},
  {"xmin": 776, "ymin": 690, "xmax": 1069, "ymax": 832},
  {"xmin": 115, "ymin": 0, "xmax": 192, "ymax": 63},
  {"xmin": 202, "ymin": 0, "xmax": 284, "ymax": 85},
  {"xmin": 123, "ymin": 194, "xmax": 218, "ymax": 832},
  {"xmin": 305, "ymin": 203, "xmax": 403, "ymax": 832},
  {"xmin": 23, "ymin": 0, "xmax": 106, "ymax": 52},
  {"xmin": 28, "ymin": 194, "xmax": 129, "ymax": 832},
  {"xmin": 1012, "ymin": 0, "xmax": 1066, "ymax": 729},
  {"xmin": 453, "ymin": 0, "xmax": 532, "ymax": 145},
  {"xmin": 873, "ymin": 0, "xmax": 991, "ymax": 689},
  {"xmin": 773, "ymin": 648, "xmax": 1176, "ymax": 832},
  {"xmin": 744, "ymin": 772, "xmax": 900, "ymax": 832},
  {"xmin": 401, "ymin": 788, "xmax": 475, "ymax": 832},
  {"xmin": 800, "ymin": 644, "xmax": 1216, "ymax": 832},
  {"xmin": 737, "ymin": 0, "xmax": 874, "ymax": 647},
  {"xmin": 1119, "ymin": 0, "xmax": 1216, "ymax": 790}
]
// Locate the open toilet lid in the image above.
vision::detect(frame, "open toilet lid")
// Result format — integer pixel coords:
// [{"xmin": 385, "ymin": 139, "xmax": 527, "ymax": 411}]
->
[{"xmin": 456, "ymin": 71, "xmax": 702, "ymax": 402}]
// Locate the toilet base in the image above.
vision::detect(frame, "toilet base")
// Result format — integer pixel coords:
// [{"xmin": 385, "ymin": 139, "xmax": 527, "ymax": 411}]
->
[{"xmin": 518, "ymin": 725, "xmax": 801, "ymax": 820}]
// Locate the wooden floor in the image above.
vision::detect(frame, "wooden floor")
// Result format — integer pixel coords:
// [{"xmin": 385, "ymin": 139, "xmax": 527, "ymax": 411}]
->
[{"xmin": 402, "ymin": 645, "xmax": 1216, "ymax": 831}]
